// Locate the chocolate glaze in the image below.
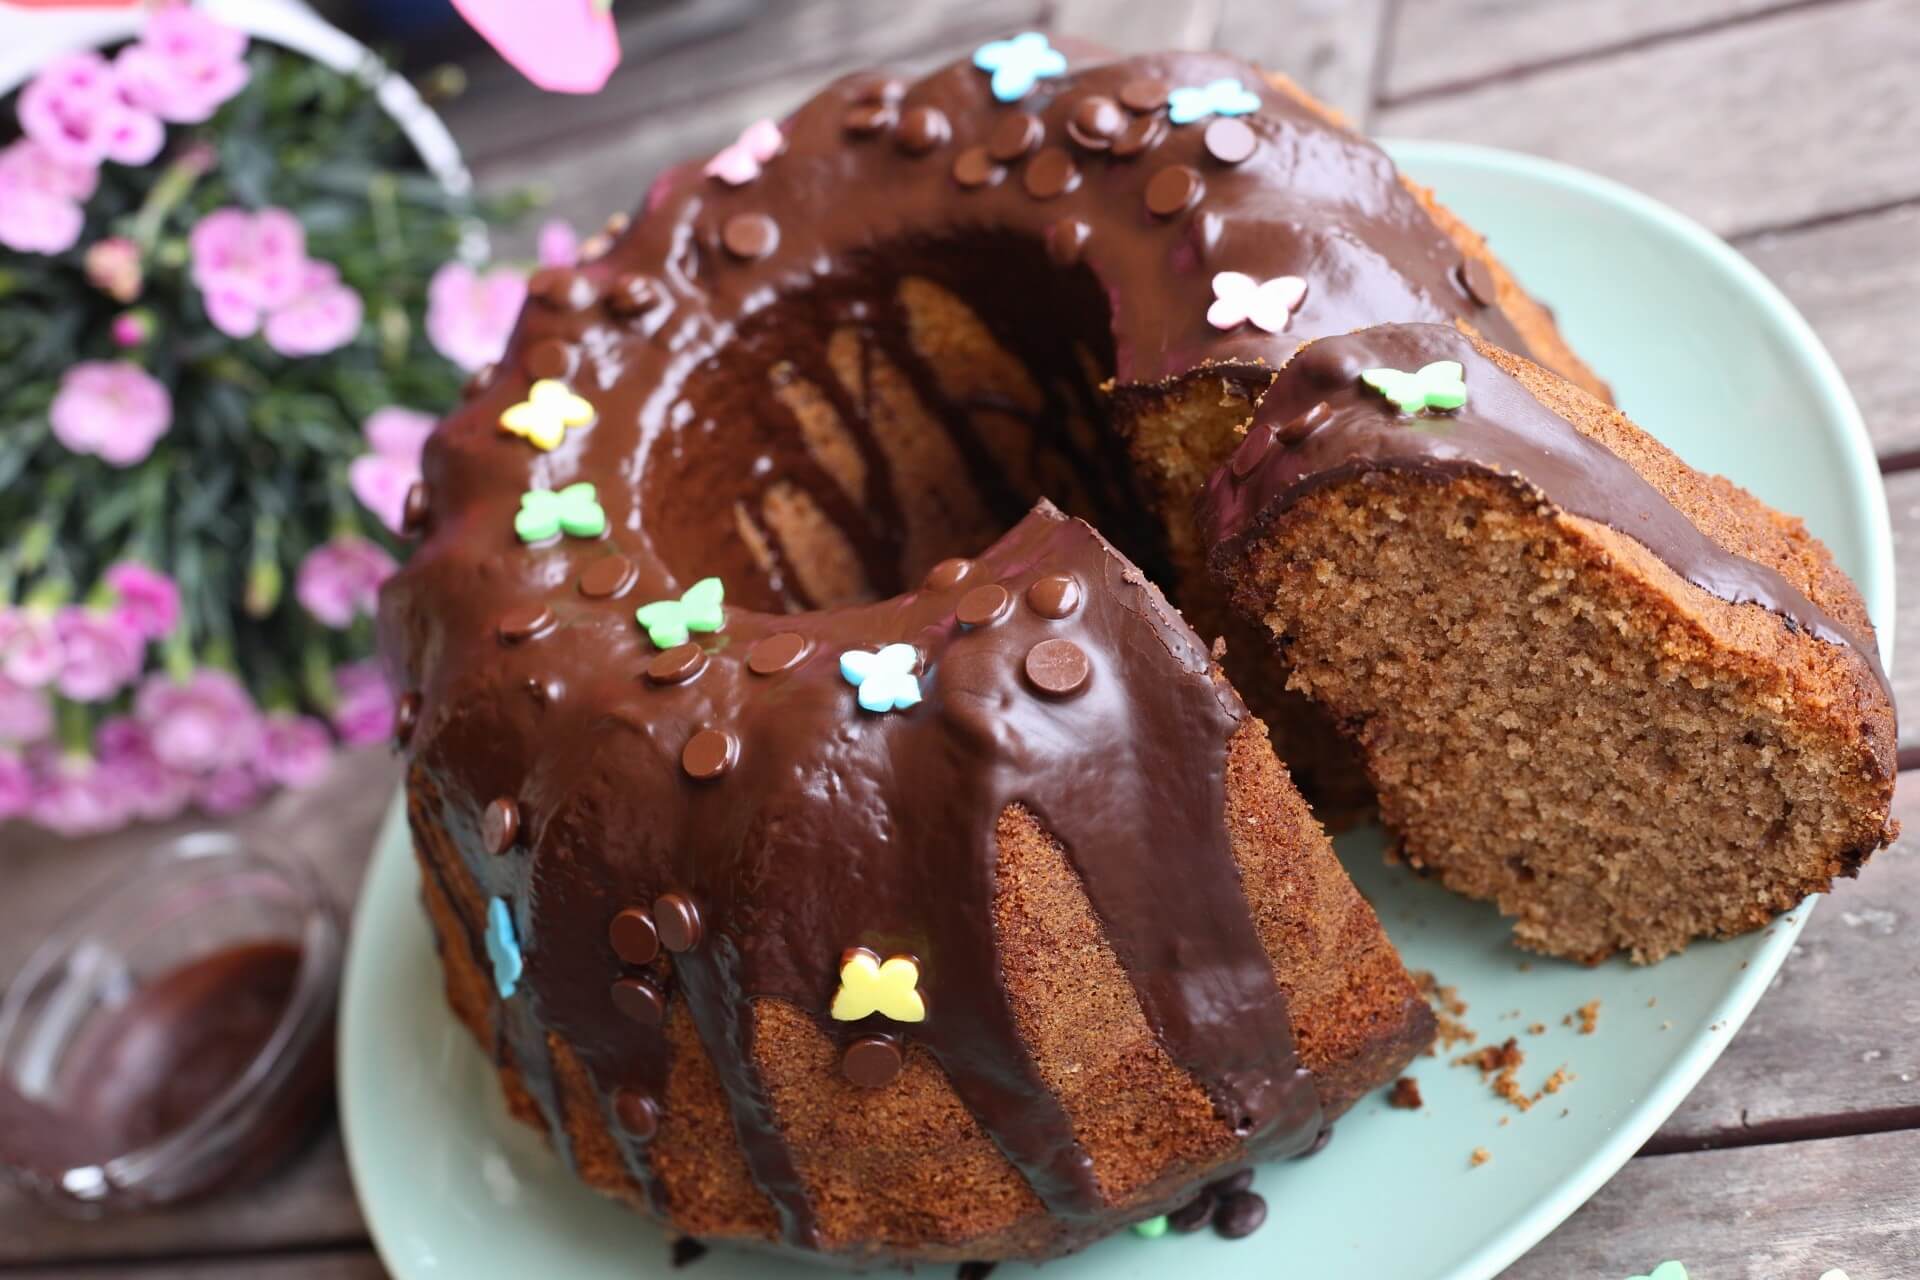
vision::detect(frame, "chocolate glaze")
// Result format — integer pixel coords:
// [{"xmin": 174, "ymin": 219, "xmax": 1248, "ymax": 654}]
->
[
  {"xmin": 378, "ymin": 43, "xmax": 1568, "ymax": 1260},
  {"xmin": 1199, "ymin": 325, "xmax": 1890, "ymax": 700}
]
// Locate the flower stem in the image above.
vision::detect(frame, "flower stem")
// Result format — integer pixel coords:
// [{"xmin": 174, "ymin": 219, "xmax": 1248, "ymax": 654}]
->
[{"xmin": 129, "ymin": 147, "xmax": 215, "ymax": 256}]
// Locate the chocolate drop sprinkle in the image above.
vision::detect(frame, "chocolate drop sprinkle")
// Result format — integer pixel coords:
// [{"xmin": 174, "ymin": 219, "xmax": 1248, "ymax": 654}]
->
[
  {"xmin": 482, "ymin": 798, "xmax": 520, "ymax": 856},
  {"xmin": 1023, "ymin": 147, "xmax": 1079, "ymax": 200},
  {"xmin": 609, "ymin": 908, "xmax": 661, "ymax": 966},
  {"xmin": 648, "ymin": 643, "xmax": 707, "ymax": 685}
]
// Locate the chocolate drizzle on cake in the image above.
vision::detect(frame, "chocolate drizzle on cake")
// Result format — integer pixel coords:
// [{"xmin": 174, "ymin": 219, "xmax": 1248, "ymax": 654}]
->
[{"xmin": 1199, "ymin": 325, "xmax": 1890, "ymax": 699}]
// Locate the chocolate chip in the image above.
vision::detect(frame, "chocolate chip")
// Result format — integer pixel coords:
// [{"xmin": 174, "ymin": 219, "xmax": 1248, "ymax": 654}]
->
[
  {"xmin": 1119, "ymin": 76, "xmax": 1170, "ymax": 113},
  {"xmin": 1203, "ymin": 117, "xmax": 1258, "ymax": 165},
  {"xmin": 1023, "ymin": 147, "xmax": 1078, "ymax": 200},
  {"xmin": 722, "ymin": 213, "xmax": 779, "ymax": 260},
  {"xmin": 1045, "ymin": 218, "xmax": 1092, "ymax": 267},
  {"xmin": 1026, "ymin": 574, "xmax": 1081, "ymax": 619},
  {"xmin": 956, "ymin": 583, "xmax": 1011, "ymax": 627},
  {"xmin": 681, "ymin": 727, "xmax": 736, "ymax": 780},
  {"xmin": 402, "ymin": 482, "xmax": 429, "ymax": 535},
  {"xmin": 395, "ymin": 693, "xmax": 421, "ymax": 746},
  {"xmin": 1229, "ymin": 425, "xmax": 1276, "ymax": 479},
  {"xmin": 525, "ymin": 338, "xmax": 576, "ymax": 381},
  {"xmin": 647, "ymin": 642, "xmax": 706, "ymax": 685},
  {"xmin": 529, "ymin": 268, "xmax": 593, "ymax": 310},
  {"xmin": 842, "ymin": 1034, "xmax": 904, "ymax": 1088},
  {"xmin": 1111, "ymin": 114, "xmax": 1165, "ymax": 160},
  {"xmin": 1168, "ymin": 1193, "xmax": 1215, "ymax": 1233},
  {"xmin": 609, "ymin": 907, "xmax": 660, "ymax": 966},
  {"xmin": 1066, "ymin": 95, "xmax": 1124, "ymax": 150},
  {"xmin": 611, "ymin": 976, "xmax": 665, "ymax": 1025},
  {"xmin": 1458, "ymin": 256, "xmax": 1499, "ymax": 307},
  {"xmin": 497, "ymin": 603, "xmax": 555, "ymax": 644},
  {"xmin": 482, "ymin": 797, "xmax": 520, "ymax": 855},
  {"xmin": 462, "ymin": 363, "xmax": 495, "ymax": 399},
  {"xmin": 613, "ymin": 1089, "xmax": 659, "ymax": 1140},
  {"xmin": 606, "ymin": 273, "xmax": 658, "ymax": 316},
  {"xmin": 654, "ymin": 893, "xmax": 703, "ymax": 952},
  {"xmin": 1207, "ymin": 1168, "xmax": 1254, "ymax": 1197},
  {"xmin": 952, "ymin": 145, "xmax": 1003, "ymax": 189},
  {"xmin": 923, "ymin": 557, "xmax": 973, "ymax": 591},
  {"xmin": 896, "ymin": 105, "xmax": 950, "ymax": 155},
  {"xmin": 1213, "ymin": 1190, "xmax": 1267, "ymax": 1238},
  {"xmin": 1025, "ymin": 638, "xmax": 1091, "ymax": 697},
  {"xmin": 671, "ymin": 1239, "xmax": 707, "ymax": 1267},
  {"xmin": 747, "ymin": 631, "xmax": 809, "ymax": 675},
  {"xmin": 843, "ymin": 102, "xmax": 895, "ymax": 137},
  {"xmin": 988, "ymin": 111, "xmax": 1044, "ymax": 161},
  {"xmin": 1145, "ymin": 164, "xmax": 1202, "ymax": 217},
  {"xmin": 579, "ymin": 554, "xmax": 638, "ymax": 599},
  {"xmin": 1276, "ymin": 400, "xmax": 1333, "ymax": 446},
  {"xmin": 850, "ymin": 75, "xmax": 904, "ymax": 105}
]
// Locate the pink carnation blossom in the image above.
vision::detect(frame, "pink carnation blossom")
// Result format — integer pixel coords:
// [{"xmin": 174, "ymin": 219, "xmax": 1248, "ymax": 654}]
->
[
  {"xmin": 0, "ymin": 138, "xmax": 98, "ymax": 255},
  {"xmin": 295, "ymin": 535, "xmax": 396, "ymax": 629},
  {"xmin": 195, "ymin": 763, "xmax": 265, "ymax": 816},
  {"xmin": 52, "ymin": 606, "xmax": 145, "ymax": 703},
  {"xmin": 0, "ymin": 750, "xmax": 29, "ymax": 822},
  {"xmin": 103, "ymin": 561, "xmax": 181, "ymax": 640},
  {"xmin": 262, "ymin": 261, "xmax": 363, "ymax": 357},
  {"xmin": 0, "ymin": 677, "xmax": 53, "ymax": 746},
  {"xmin": 27, "ymin": 748, "xmax": 129, "ymax": 838},
  {"xmin": 114, "ymin": 7, "xmax": 250, "ymax": 125},
  {"xmin": 134, "ymin": 668, "xmax": 262, "ymax": 774},
  {"xmin": 537, "ymin": 218, "xmax": 579, "ymax": 267},
  {"xmin": 17, "ymin": 51, "xmax": 163, "ymax": 168},
  {"xmin": 425, "ymin": 261, "xmax": 526, "ymax": 371},
  {"xmin": 0, "ymin": 609, "xmax": 62, "ymax": 688},
  {"xmin": 111, "ymin": 310, "xmax": 154, "ymax": 348},
  {"xmin": 95, "ymin": 715, "xmax": 193, "ymax": 822},
  {"xmin": 85, "ymin": 235, "xmax": 143, "ymax": 302},
  {"xmin": 349, "ymin": 407, "xmax": 436, "ymax": 533},
  {"xmin": 49, "ymin": 360, "xmax": 172, "ymax": 466},
  {"xmin": 258, "ymin": 712, "xmax": 334, "ymax": 789},
  {"xmin": 189, "ymin": 207, "xmax": 307, "ymax": 338},
  {"xmin": 331, "ymin": 660, "xmax": 396, "ymax": 748}
]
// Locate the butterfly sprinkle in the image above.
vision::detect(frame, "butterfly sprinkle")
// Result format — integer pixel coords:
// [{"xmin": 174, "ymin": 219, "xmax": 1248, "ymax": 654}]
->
[
  {"xmin": 705, "ymin": 118, "xmax": 784, "ymax": 186},
  {"xmin": 831, "ymin": 947, "xmax": 927, "ymax": 1023},
  {"xmin": 971, "ymin": 32, "xmax": 1067, "ymax": 103},
  {"xmin": 515, "ymin": 482, "xmax": 606, "ymax": 542},
  {"xmin": 840, "ymin": 643, "xmax": 922, "ymax": 713},
  {"xmin": 1360, "ymin": 362, "xmax": 1468, "ymax": 417},
  {"xmin": 1208, "ymin": 271, "xmax": 1307, "ymax": 334},
  {"xmin": 485, "ymin": 896, "xmax": 523, "ymax": 999},
  {"xmin": 500, "ymin": 379, "xmax": 595, "ymax": 452},
  {"xmin": 1168, "ymin": 77, "xmax": 1261, "ymax": 125},
  {"xmin": 635, "ymin": 577, "xmax": 725, "ymax": 649}
]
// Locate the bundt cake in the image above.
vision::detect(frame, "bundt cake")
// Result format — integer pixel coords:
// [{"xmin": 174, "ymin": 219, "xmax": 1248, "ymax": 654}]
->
[
  {"xmin": 1201, "ymin": 324, "xmax": 1896, "ymax": 963},
  {"xmin": 374, "ymin": 32, "xmax": 1891, "ymax": 1266}
]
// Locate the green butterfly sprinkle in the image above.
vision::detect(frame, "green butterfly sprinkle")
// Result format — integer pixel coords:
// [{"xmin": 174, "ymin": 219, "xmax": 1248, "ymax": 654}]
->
[
  {"xmin": 515, "ymin": 482, "xmax": 606, "ymax": 543},
  {"xmin": 636, "ymin": 577, "xmax": 725, "ymax": 649},
  {"xmin": 1628, "ymin": 1263, "xmax": 1689, "ymax": 1280},
  {"xmin": 1360, "ymin": 360, "xmax": 1468, "ymax": 416},
  {"xmin": 1130, "ymin": 1215, "xmax": 1169, "ymax": 1239}
]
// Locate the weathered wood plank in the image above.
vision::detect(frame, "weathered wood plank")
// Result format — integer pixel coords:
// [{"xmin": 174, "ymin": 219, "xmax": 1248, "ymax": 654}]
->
[
  {"xmin": 1375, "ymin": 0, "xmax": 1920, "ymax": 240},
  {"xmin": 1738, "ymin": 205, "xmax": 1920, "ymax": 459},
  {"xmin": 1214, "ymin": 0, "xmax": 1391, "ymax": 126},
  {"xmin": 1048, "ymin": 0, "xmax": 1221, "ymax": 55},
  {"xmin": 3, "ymin": 1250, "xmax": 385, "ymax": 1280},
  {"xmin": 1382, "ymin": 0, "xmax": 1813, "ymax": 101},
  {"xmin": 1651, "ymin": 776, "xmax": 1920, "ymax": 1146},
  {"xmin": 1885, "ymin": 468, "xmax": 1920, "ymax": 748},
  {"xmin": 1502, "ymin": 1128, "xmax": 1920, "ymax": 1278}
]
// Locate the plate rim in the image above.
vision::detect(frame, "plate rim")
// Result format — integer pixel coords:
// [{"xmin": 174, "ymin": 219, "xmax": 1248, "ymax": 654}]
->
[{"xmin": 341, "ymin": 142, "xmax": 1894, "ymax": 1280}]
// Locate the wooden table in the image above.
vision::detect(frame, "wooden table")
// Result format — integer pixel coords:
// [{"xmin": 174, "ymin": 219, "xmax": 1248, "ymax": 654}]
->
[{"xmin": 5, "ymin": 1, "xmax": 1917, "ymax": 1275}]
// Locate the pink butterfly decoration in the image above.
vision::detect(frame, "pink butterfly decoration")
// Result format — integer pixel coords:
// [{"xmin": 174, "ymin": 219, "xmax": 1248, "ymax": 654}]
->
[
  {"xmin": 1207, "ymin": 271, "xmax": 1308, "ymax": 334},
  {"xmin": 449, "ymin": 0, "xmax": 619, "ymax": 95},
  {"xmin": 704, "ymin": 119, "xmax": 785, "ymax": 186}
]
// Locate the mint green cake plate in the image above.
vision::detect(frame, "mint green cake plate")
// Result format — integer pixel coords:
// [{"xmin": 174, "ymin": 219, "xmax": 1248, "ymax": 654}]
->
[{"xmin": 340, "ymin": 143, "xmax": 1895, "ymax": 1280}]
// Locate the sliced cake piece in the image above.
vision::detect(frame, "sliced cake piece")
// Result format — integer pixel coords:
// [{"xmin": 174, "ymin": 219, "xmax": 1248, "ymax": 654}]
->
[{"xmin": 1202, "ymin": 323, "xmax": 1896, "ymax": 963}]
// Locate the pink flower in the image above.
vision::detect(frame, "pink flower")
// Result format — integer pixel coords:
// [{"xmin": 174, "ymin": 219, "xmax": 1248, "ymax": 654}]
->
[
  {"xmin": 103, "ymin": 561, "xmax": 181, "ymax": 640},
  {"xmin": 0, "ymin": 677, "xmax": 53, "ymax": 746},
  {"xmin": 348, "ymin": 407, "xmax": 436, "ymax": 533},
  {"xmin": 0, "ymin": 139, "xmax": 97, "ymax": 255},
  {"xmin": 114, "ymin": 7, "xmax": 250, "ymax": 125},
  {"xmin": 27, "ymin": 748, "xmax": 129, "ymax": 838},
  {"xmin": 425, "ymin": 261, "xmax": 526, "ymax": 372},
  {"xmin": 49, "ymin": 361, "xmax": 172, "ymax": 466},
  {"xmin": 111, "ymin": 310, "xmax": 154, "ymax": 347},
  {"xmin": 537, "ymin": 218, "xmax": 579, "ymax": 267},
  {"xmin": 17, "ymin": 52, "xmax": 163, "ymax": 168},
  {"xmin": 0, "ymin": 751, "xmax": 28, "ymax": 822},
  {"xmin": 331, "ymin": 660, "xmax": 396, "ymax": 747},
  {"xmin": 195, "ymin": 764, "xmax": 264, "ymax": 815},
  {"xmin": 134, "ymin": 668, "xmax": 262, "ymax": 774},
  {"xmin": 262, "ymin": 261, "xmax": 363, "ymax": 356},
  {"xmin": 296, "ymin": 536, "xmax": 397, "ymax": 629},
  {"xmin": 189, "ymin": 207, "xmax": 307, "ymax": 338},
  {"xmin": 257, "ymin": 712, "xmax": 334, "ymax": 789},
  {"xmin": 449, "ymin": 0, "xmax": 620, "ymax": 94},
  {"xmin": 0, "ymin": 609, "xmax": 62, "ymax": 688},
  {"xmin": 95, "ymin": 715, "xmax": 192, "ymax": 822},
  {"xmin": 52, "ymin": 606, "xmax": 145, "ymax": 703},
  {"xmin": 85, "ymin": 236, "xmax": 143, "ymax": 302}
]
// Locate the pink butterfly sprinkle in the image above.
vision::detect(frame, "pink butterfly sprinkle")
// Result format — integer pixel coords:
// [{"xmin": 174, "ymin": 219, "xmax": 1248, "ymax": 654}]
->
[
  {"xmin": 1208, "ymin": 271, "xmax": 1308, "ymax": 334},
  {"xmin": 705, "ymin": 118, "xmax": 785, "ymax": 186}
]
